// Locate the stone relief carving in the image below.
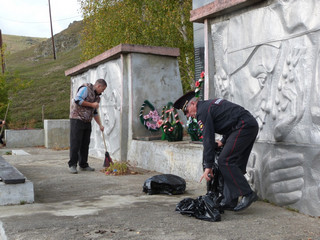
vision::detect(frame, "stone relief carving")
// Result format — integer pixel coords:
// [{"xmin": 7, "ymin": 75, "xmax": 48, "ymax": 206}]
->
[
  {"xmin": 209, "ymin": 0, "xmax": 320, "ymax": 216},
  {"xmin": 246, "ymin": 147, "xmax": 304, "ymax": 206},
  {"xmin": 71, "ymin": 60, "xmax": 122, "ymax": 161},
  {"xmin": 230, "ymin": 44, "xmax": 280, "ymax": 135},
  {"xmin": 273, "ymin": 45, "xmax": 305, "ymax": 141},
  {"xmin": 93, "ymin": 61, "xmax": 121, "ymax": 159}
]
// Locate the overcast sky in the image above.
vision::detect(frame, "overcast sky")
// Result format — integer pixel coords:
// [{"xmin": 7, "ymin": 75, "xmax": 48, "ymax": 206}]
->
[{"xmin": 0, "ymin": 0, "xmax": 83, "ymax": 38}]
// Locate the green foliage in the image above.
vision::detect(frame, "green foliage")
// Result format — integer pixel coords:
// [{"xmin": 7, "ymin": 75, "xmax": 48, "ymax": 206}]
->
[
  {"xmin": 0, "ymin": 66, "xmax": 31, "ymax": 121},
  {"xmin": 104, "ymin": 161, "xmax": 129, "ymax": 175},
  {"xmin": 0, "ymin": 74, "xmax": 9, "ymax": 116},
  {"xmin": 80, "ymin": 0, "xmax": 194, "ymax": 92},
  {"xmin": 4, "ymin": 36, "xmax": 82, "ymax": 129}
]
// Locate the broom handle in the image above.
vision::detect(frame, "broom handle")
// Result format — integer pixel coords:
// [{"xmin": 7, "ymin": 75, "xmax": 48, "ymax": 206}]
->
[
  {"xmin": 0, "ymin": 102, "xmax": 9, "ymax": 136},
  {"xmin": 102, "ymin": 129, "xmax": 107, "ymax": 151},
  {"xmin": 98, "ymin": 108, "xmax": 108, "ymax": 151}
]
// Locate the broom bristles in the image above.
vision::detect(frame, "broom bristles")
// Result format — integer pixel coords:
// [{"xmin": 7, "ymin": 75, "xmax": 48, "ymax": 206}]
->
[{"xmin": 103, "ymin": 152, "xmax": 113, "ymax": 167}]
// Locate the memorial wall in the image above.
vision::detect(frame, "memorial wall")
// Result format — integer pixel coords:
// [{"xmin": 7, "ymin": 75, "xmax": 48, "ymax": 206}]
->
[{"xmin": 191, "ymin": 0, "xmax": 320, "ymax": 216}]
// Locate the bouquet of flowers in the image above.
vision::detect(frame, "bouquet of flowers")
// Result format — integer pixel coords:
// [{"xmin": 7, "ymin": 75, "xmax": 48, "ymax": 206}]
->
[
  {"xmin": 195, "ymin": 71, "xmax": 205, "ymax": 98},
  {"xmin": 139, "ymin": 100, "xmax": 161, "ymax": 131},
  {"xmin": 159, "ymin": 102, "xmax": 183, "ymax": 142}
]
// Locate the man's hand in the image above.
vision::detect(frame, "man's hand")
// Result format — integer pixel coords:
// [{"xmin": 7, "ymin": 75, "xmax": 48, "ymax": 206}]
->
[
  {"xmin": 216, "ymin": 140, "xmax": 223, "ymax": 147},
  {"xmin": 100, "ymin": 124, "xmax": 104, "ymax": 132},
  {"xmin": 81, "ymin": 101, "xmax": 99, "ymax": 109},
  {"xmin": 200, "ymin": 168, "xmax": 214, "ymax": 183},
  {"xmin": 91, "ymin": 102, "xmax": 99, "ymax": 109}
]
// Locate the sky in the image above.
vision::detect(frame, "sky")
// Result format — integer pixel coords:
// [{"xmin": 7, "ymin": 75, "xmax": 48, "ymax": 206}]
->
[{"xmin": 0, "ymin": 0, "xmax": 83, "ymax": 38}]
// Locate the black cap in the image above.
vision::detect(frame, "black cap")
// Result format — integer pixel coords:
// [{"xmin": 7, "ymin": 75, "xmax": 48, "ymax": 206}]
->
[{"xmin": 173, "ymin": 91, "xmax": 195, "ymax": 112}]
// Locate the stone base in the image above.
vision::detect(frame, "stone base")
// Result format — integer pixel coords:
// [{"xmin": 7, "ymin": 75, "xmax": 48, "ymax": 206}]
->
[
  {"xmin": 0, "ymin": 180, "xmax": 34, "ymax": 205},
  {"xmin": 127, "ymin": 139, "xmax": 204, "ymax": 182}
]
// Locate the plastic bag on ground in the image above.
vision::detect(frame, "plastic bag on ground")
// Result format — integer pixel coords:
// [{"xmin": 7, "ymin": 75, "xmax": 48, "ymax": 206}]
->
[
  {"xmin": 175, "ymin": 162, "xmax": 224, "ymax": 222},
  {"xmin": 175, "ymin": 192, "xmax": 222, "ymax": 222},
  {"xmin": 143, "ymin": 174, "xmax": 186, "ymax": 195}
]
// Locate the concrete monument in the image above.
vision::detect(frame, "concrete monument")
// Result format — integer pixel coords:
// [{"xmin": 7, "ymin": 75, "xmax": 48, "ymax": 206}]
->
[
  {"xmin": 191, "ymin": 0, "xmax": 320, "ymax": 216},
  {"xmin": 65, "ymin": 44, "xmax": 183, "ymax": 162}
]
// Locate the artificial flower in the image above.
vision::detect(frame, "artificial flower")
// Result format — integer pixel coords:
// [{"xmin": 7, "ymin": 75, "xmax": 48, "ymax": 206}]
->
[{"xmin": 200, "ymin": 71, "xmax": 205, "ymax": 78}]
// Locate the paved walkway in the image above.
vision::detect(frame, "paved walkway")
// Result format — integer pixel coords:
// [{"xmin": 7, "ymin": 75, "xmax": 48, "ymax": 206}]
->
[{"xmin": 0, "ymin": 147, "xmax": 319, "ymax": 240}]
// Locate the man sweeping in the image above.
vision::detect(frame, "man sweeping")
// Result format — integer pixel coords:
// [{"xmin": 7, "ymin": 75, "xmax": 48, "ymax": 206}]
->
[{"xmin": 68, "ymin": 79, "xmax": 107, "ymax": 174}]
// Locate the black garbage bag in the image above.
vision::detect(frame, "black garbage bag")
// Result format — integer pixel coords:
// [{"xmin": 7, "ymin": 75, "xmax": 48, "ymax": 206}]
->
[
  {"xmin": 206, "ymin": 162, "xmax": 224, "ymax": 195},
  {"xmin": 143, "ymin": 174, "xmax": 186, "ymax": 195},
  {"xmin": 175, "ymin": 192, "xmax": 222, "ymax": 222},
  {"xmin": 176, "ymin": 160, "xmax": 224, "ymax": 222}
]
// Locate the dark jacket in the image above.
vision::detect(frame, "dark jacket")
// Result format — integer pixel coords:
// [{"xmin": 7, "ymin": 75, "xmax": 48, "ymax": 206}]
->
[{"xmin": 196, "ymin": 98, "xmax": 256, "ymax": 169}]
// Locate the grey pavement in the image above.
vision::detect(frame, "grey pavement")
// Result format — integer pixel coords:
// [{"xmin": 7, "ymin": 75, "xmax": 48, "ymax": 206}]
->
[{"xmin": 0, "ymin": 147, "xmax": 319, "ymax": 240}]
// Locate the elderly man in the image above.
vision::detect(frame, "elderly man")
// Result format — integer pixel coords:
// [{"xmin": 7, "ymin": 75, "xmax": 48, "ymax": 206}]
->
[
  {"xmin": 174, "ymin": 91, "xmax": 259, "ymax": 211},
  {"xmin": 68, "ymin": 79, "xmax": 107, "ymax": 174}
]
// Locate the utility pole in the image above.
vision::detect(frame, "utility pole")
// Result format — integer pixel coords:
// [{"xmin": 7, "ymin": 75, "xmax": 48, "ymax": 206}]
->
[
  {"xmin": 48, "ymin": 0, "xmax": 56, "ymax": 60},
  {"xmin": 0, "ymin": 29, "xmax": 5, "ymax": 74}
]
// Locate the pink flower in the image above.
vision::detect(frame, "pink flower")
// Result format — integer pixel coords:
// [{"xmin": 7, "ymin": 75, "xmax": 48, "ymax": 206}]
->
[
  {"xmin": 150, "ymin": 124, "xmax": 157, "ymax": 129},
  {"xmin": 157, "ymin": 119, "xmax": 163, "ymax": 127},
  {"xmin": 143, "ymin": 114, "xmax": 150, "ymax": 119},
  {"xmin": 165, "ymin": 108, "xmax": 173, "ymax": 114},
  {"xmin": 200, "ymin": 71, "xmax": 205, "ymax": 78},
  {"xmin": 195, "ymin": 81, "xmax": 200, "ymax": 87}
]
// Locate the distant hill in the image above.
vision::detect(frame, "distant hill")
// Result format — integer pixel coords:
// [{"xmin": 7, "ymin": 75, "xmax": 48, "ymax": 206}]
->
[
  {"xmin": 2, "ymin": 35, "xmax": 47, "ymax": 54},
  {"xmin": 4, "ymin": 21, "xmax": 83, "ymax": 129}
]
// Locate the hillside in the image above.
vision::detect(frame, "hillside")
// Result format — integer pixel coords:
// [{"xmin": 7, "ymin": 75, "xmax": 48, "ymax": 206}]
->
[
  {"xmin": 4, "ymin": 21, "xmax": 83, "ymax": 129},
  {"xmin": 2, "ymin": 35, "xmax": 47, "ymax": 54}
]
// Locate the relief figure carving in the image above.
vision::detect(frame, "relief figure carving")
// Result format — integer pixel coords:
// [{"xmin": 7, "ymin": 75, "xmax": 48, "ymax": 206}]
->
[
  {"xmin": 273, "ymin": 46, "xmax": 305, "ymax": 141},
  {"xmin": 246, "ymin": 148, "xmax": 304, "ymax": 206},
  {"xmin": 210, "ymin": 0, "xmax": 320, "ymax": 216},
  {"xmin": 214, "ymin": 68, "xmax": 230, "ymax": 99},
  {"xmin": 230, "ymin": 44, "xmax": 280, "ymax": 134}
]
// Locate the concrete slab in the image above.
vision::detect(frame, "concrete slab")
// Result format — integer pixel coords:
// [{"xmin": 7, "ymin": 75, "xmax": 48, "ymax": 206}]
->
[
  {"xmin": 5, "ymin": 129, "xmax": 44, "ymax": 148},
  {"xmin": 44, "ymin": 119, "xmax": 70, "ymax": 149},
  {"xmin": 0, "ymin": 147, "xmax": 319, "ymax": 240},
  {"xmin": 11, "ymin": 150, "xmax": 30, "ymax": 156}
]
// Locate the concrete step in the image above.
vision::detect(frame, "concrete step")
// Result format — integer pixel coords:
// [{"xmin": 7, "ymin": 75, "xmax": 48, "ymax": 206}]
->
[{"xmin": 0, "ymin": 155, "xmax": 34, "ymax": 205}]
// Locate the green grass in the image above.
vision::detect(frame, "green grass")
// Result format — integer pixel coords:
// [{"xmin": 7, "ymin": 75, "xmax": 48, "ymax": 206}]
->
[
  {"xmin": 2, "ymin": 35, "xmax": 47, "ymax": 54},
  {"xmin": 4, "ymin": 22, "xmax": 83, "ymax": 129}
]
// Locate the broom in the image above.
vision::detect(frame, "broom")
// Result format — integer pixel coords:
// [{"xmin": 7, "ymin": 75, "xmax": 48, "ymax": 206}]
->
[{"xmin": 98, "ymin": 108, "xmax": 113, "ymax": 168}]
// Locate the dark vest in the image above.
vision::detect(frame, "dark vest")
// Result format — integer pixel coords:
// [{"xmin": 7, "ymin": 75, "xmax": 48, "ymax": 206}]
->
[{"xmin": 70, "ymin": 83, "xmax": 100, "ymax": 122}]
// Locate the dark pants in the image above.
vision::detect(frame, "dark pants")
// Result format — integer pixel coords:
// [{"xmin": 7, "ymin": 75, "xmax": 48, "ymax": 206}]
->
[
  {"xmin": 68, "ymin": 119, "xmax": 92, "ymax": 168},
  {"xmin": 218, "ymin": 117, "xmax": 259, "ymax": 203}
]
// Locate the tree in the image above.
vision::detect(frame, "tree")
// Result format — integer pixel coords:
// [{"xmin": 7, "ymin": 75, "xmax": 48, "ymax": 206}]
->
[{"xmin": 79, "ymin": 0, "xmax": 194, "ymax": 92}]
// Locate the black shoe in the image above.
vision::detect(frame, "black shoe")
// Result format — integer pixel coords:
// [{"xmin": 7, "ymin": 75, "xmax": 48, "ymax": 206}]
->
[
  {"xmin": 220, "ymin": 198, "xmax": 238, "ymax": 211},
  {"xmin": 234, "ymin": 192, "xmax": 258, "ymax": 212},
  {"xmin": 79, "ymin": 166, "xmax": 95, "ymax": 171}
]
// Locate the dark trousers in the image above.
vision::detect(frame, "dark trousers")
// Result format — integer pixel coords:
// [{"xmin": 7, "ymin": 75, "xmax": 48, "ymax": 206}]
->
[
  {"xmin": 218, "ymin": 118, "xmax": 259, "ymax": 203},
  {"xmin": 68, "ymin": 119, "xmax": 92, "ymax": 168}
]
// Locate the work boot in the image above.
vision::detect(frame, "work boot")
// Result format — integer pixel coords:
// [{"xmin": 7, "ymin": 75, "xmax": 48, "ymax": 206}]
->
[
  {"xmin": 79, "ymin": 166, "xmax": 95, "ymax": 171},
  {"xmin": 69, "ymin": 165, "xmax": 78, "ymax": 174}
]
